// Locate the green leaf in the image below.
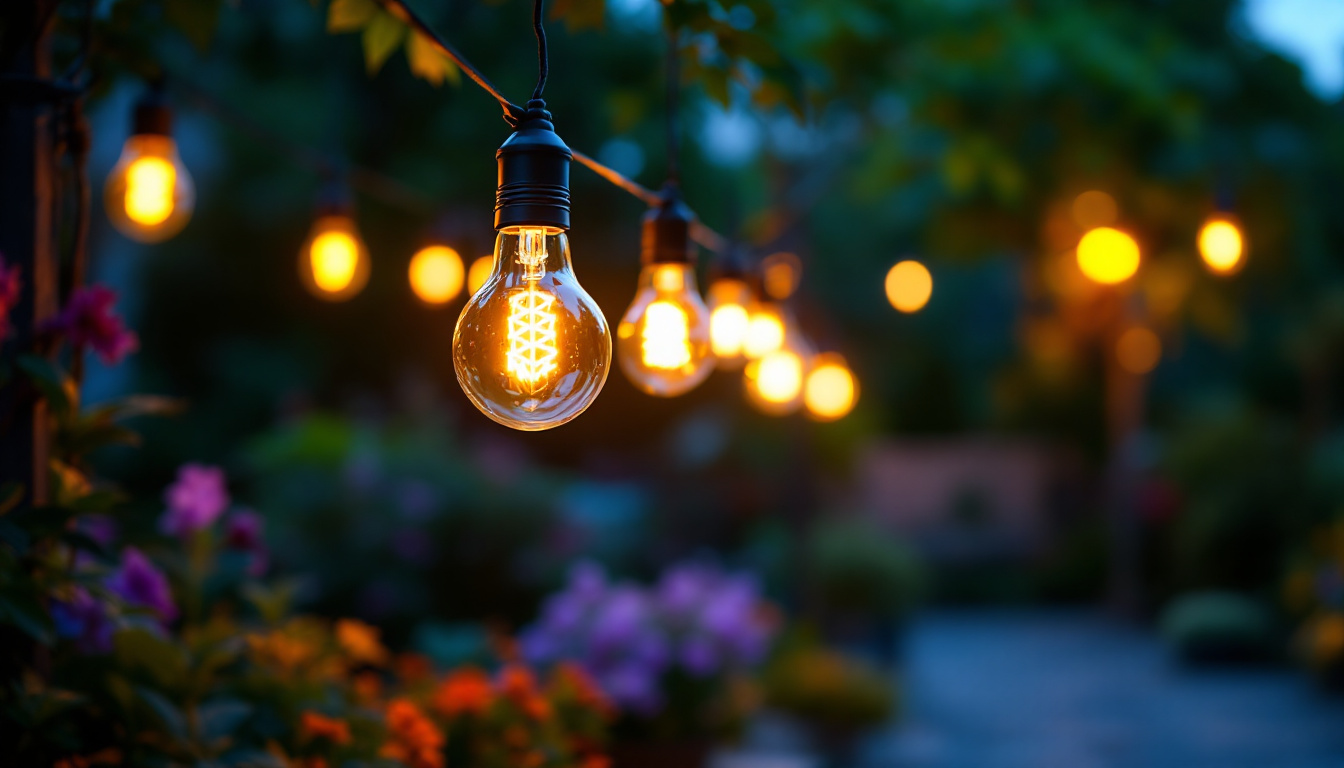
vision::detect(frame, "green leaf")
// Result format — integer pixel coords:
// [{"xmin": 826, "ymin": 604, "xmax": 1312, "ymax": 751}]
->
[
  {"xmin": 165, "ymin": 0, "xmax": 223, "ymax": 51},
  {"xmin": 17, "ymin": 355, "xmax": 72, "ymax": 419},
  {"xmin": 197, "ymin": 698, "xmax": 251, "ymax": 743},
  {"xmin": 550, "ymin": 0, "xmax": 605, "ymax": 31},
  {"xmin": 327, "ymin": 0, "xmax": 379, "ymax": 32},
  {"xmin": 115, "ymin": 628, "xmax": 189, "ymax": 689},
  {"xmin": 0, "ymin": 483, "xmax": 23, "ymax": 516},
  {"xmin": 134, "ymin": 685, "xmax": 189, "ymax": 746},
  {"xmin": 0, "ymin": 589, "xmax": 55, "ymax": 644},
  {"xmin": 361, "ymin": 12, "xmax": 406, "ymax": 73}
]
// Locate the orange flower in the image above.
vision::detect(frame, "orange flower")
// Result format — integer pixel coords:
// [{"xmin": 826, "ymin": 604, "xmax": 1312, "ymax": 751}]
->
[
  {"xmin": 380, "ymin": 698, "xmax": 445, "ymax": 768},
  {"xmin": 432, "ymin": 666, "xmax": 494, "ymax": 717},
  {"xmin": 300, "ymin": 711, "xmax": 352, "ymax": 746},
  {"xmin": 337, "ymin": 619, "xmax": 389, "ymax": 666},
  {"xmin": 353, "ymin": 671, "xmax": 383, "ymax": 704},
  {"xmin": 396, "ymin": 652, "xmax": 434, "ymax": 683},
  {"xmin": 581, "ymin": 756, "xmax": 611, "ymax": 768},
  {"xmin": 499, "ymin": 664, "xmax": 551, "ymax": 720}
]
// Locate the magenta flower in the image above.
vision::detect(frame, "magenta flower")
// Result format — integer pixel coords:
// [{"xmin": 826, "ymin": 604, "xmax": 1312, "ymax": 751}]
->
[
  {"xmin": 160, "ymin": 464, "xmax": 229, "ymax": 537},
  {"xmin": 0, "ymin": 256, "xmax": 20, "ymax": 342},
  {"xmin": 43, "ymin": 285, "xmax": 138, "ymax": 364},
  {"xmin": 107, "ymin": 547, "xmax": 176, "ymax": 622}
]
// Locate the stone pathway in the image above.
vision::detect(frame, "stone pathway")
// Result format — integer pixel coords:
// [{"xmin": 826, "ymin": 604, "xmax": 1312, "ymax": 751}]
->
[{"xmin": 862, "ymin": 611, "xmax": 1344, "ymax": 768}]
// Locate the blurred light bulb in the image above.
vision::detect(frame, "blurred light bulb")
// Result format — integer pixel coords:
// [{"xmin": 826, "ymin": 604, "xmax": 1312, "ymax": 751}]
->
[
  {"xmin": 707, "ymin": 277, "xmax": 752, "ymax": 368},
  {"xmin": 804, "ymin": 353, "xmax": 858, "ymax": 421},
  {"xmin": 409, "ymin": 245, "xmax": 464, "ymax": 304},
  {"xmin": 1071, "ymin": 190, "xmax": 1118, "ymax": 229},
  {"xmin": 745, "ymin": 310, "xmax": 812, "ymax": 416},
  {"xmin": 1198, "ymin": 216, "xmax": 1245, "ymax": 275},
  {"xmin": 453, "ymin": 227, "xmax": 610, "ymax": 430},
  {"xmin": 885, "ymin": 260, "xmax": 932, "ymax": 313},
  {"xmin": 299, "ymin": 215, "xmax": 370, "ymax": 301},
  {"xmin": 1116, "ymin": 326, "xmax": 1161, "ymax": 375},
  {"xmin": 468, "ymin": 255, "xmax": 495, "ymax": 296},
  {"xmin": 761, "ymin": 251, "xmax": 803, "ymax": 300},
  {"xmin": 104, "ymin": 134, "xmax": 194, "ymax": 243},
  {"xmin": 1077, "ymin": 227, "xmax": 1140, "ymax": 285},
  {"xmin": 744, "ymin": 301, "xmax": 786, "ymax": 359},
  {"xmin": 617, "ymin": 263, "xmax": 713, "ymax": 397}
]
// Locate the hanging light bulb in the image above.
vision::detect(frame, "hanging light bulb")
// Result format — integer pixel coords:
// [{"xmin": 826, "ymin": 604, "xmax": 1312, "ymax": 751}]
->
[
  {"xmin": 298, "ymin": 184, "xmax": 370, "ymax": 302},
  {"xmin": 453, "ymin": 100, "xmax": 610, "ymax": 431},
  {"xmin": 744, "ymin": 307, "xmax": 812, "ymax": 416},
  {"xmin": 104, "ymin": 89, "xmax": 194, "ymax": 243},
  {"xmin": 616, "ymin": 186, "xmax": 713, "ymax": 397},
  {"xmin": 804, "ymin": 352, "xmax": 858, "ymax": 421},
  {"xmin": 1198, "ymin": 214, "xmax": 1245, "ymax": 275},
  {"xmin": 409, "ymin": 244, "xmax": 465, "ymax": 304},
  {"xmin": 1076, "ymin": 226, "xmax": 1140, "ymax": 285},
  {"xmin": 744, "ymin": 298, "xmax": 786, "ymax": 360},
  {"xmin": 702, "ymin": 243, "xmax": 753, "ymax": 369}
]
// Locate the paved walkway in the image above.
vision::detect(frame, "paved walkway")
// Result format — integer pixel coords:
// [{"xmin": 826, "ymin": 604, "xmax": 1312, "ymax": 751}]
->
[{"xmin": 864, "ymin": 611, "xmax": 1344, "ymax": 768}]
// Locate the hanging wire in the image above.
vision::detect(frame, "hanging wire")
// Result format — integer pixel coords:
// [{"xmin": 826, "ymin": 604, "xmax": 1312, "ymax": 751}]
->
[
  {"xmin": 664, "ymin": 17, "xmax": 680, "ymax": 184},
  {"xmin": 531, "ymin": 0, "xmax": 548, "ymax": 102}
]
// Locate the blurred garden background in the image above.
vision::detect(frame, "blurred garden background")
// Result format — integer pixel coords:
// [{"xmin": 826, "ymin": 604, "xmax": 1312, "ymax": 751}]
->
[{"xmin": 4, "ymin": 0, "xmax": 1344, "ymax": 765}]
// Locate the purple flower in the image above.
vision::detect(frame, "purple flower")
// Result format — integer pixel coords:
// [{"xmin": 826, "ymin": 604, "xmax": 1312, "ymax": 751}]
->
[
  {"xmin": 52, "ymin": 586, "xmax": 112, "ymax": 653},
  {"xmin": 224, "ymin": 510, "xmax": 263, "ymax": 550},
  {"xmin": 42, "ymin": 285, "xmax": 138, "ymax": 365},
  {"xmin": 0, "ymin": 256, "xmax": 20, "ymax": 342},
  {"xmin": 160, "ymin": 464, "xmax": 229, "ymax": 537},
  {"xmin": 107, "ymin": 547, "xmax": 176, "ymax": 623},
  {"xmin": 78, "ymin": 515, "xmax": 118, "ymax": 547}
]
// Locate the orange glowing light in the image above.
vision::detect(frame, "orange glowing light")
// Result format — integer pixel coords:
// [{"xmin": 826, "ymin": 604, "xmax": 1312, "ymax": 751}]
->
[
  {"xmin": 1076, "ymin": 227, "xmax": 1140, "ymax": 285},
  {"xmin": 885, "ymin": 260, "xmax": 933, "ymax": 313},
  {"xmin": 409, "ymin": 245, "xmax": 465, "ymax": 304},
  {"xmin": 1198, "ymin": 217, "xmax": 1245, "ymax": 275},
  {"xmin": 468, "ymin": 255, "xmax": 495, "ymax": 296},
  {"xmin": 804, "ymin": 354, "xmax": 857, "ymax": 421},
  {"xmin": 1116, "ymin": 326, "xmax": 1161, "ymax": 375},
  {"xmin": 1071, "ymin": 190, "xmax": 1118, "ymax": 229}
]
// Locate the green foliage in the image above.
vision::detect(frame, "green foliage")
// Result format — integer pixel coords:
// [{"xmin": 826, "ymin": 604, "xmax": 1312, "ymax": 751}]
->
[
  {"xmin": 764, "ymin": 629, "xmax": 895, "ymax": 731},
  {"xmin": 807, "ymin": 518, "xmax": 923, "ymax": 620}
]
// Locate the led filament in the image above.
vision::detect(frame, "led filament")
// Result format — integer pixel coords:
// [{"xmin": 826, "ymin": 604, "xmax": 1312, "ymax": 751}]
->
[{"xmin": 453, "ymin": 227, "xmax": 610, "ymax": 431}]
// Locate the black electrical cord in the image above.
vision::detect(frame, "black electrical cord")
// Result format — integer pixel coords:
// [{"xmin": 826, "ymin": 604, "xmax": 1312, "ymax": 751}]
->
[
  {"xmin": 664, "ymin": 20, "xmax": 680, "ymax": 184},
  {"xmin": 531, "ymin": 0, "xmax": 548, "ymax": 102}
]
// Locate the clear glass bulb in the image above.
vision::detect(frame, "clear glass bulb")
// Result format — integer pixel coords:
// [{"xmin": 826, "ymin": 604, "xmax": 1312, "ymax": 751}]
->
[
  {"xmin": 743, "ymin": 300, "xmax": 786, "ymax": 359},
  {"xmin": 103, "ymin": 134, "xmax": 195, "ymax": 243},
  {"xmin": 298, "ymin": 215, "xmax": 370, "ymax": 301},
  {"xmin": 453, "ymin": 227, "xmax": 611, "ymax": 431},
  {"xmin": 616, "ymin": 263, "xmax": 713, "ymax": 397},
  {"xmin": 804, "ymin": 352, "xmax": 858, "ymax": 421},
  {"xmin": 744, "ymin": 309, "xmax": 812, "ymax": 416},
  {"xmin": 706, "ymin": 276, "xmax": 752, "ymax": 369}
]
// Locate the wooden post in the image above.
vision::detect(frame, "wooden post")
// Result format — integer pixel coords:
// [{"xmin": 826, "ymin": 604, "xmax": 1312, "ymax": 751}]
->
[{"xmin": 0, "ymin": 2, "xmax": 58, "ymax": 507}]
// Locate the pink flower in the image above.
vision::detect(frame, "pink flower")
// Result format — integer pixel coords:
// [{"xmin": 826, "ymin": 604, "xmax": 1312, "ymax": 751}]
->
[
  {"xmin": 160, "ymin": 464, "xmax": 230, "ymax": 537},
  {"xmin": 43, "ymin": 285, "xmax": 138, "ymax": 364},
  {"xmin": 0, "ymin": 256, "xmax": 20, "ymax": 342},
  {"xmin": 107, "ymin": 547, "xmax": 177, "ymax": 623}
]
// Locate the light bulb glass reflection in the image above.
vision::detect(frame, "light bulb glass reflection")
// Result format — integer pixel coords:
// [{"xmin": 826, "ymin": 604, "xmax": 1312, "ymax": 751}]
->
[
  {"xmin": 468, "ymin": 255, "xmax": 496, "ymax": 296},
  {"xmin": 409, "ymin": 245, "xmax": 465, "ymax": 304},
  {"xmin": 104, "ymin": 134, "xmax": 194, "ymax": 243},
  {"xmin": 744, "ymin": 301, "xmax": 786, "ymax": 359},
  {"xmin": 617, "ymin": 263, "xmax": 713, "ymax": 397},
  {"xmin": 707, "ymin": 277, "xmax": 752, "ymax": 368},
  {"xmin": 453, "ymin": 227, "xmax": 610, "ymax": 430},
  {"xmin": 804, "ymin": 353, "xmax": 858, "ymax": 421},
  {"xmin": 299, "ymin": 216, "xmax": 370, "ymax": 301}
]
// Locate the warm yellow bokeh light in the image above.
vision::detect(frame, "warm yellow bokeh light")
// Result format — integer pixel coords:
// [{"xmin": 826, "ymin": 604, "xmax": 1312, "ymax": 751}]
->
[
  {"xmin": 1198, "ymin": 218, "xmax": 1244, "ymax": 275},
  {"xmin": 124, "ymin": 156, "xmax": 177, "ymax": 226},
  {"xmin": 468, "ymin": 255, "xmax": 495, "ymax": 295},
  {"xmin": 744, "ymin": 304, "xmax": 786, "ymax": 359},
  {"xmin": 1116, "ymin": 326, "xmax": 1161, "ymax": 375},
  {"xmin": 409, "ymin": 245, "xmax": 465, "ymax": 304},
  {"xmin": 804, "ymin": 354, "xmax": 857, "ymax": 421},
  {"xmin": 885, "ymin": 260, "xmax": 933, "ymax": 313},
  {"xmin": 310, "ymin": 231, "xmax": 361, "ymax": 294},
  {"xmin": 707, "ymin": 278, "xmax": 753, "ymax": 362},
  {"xmin": 1071, "ymin": 190, "xmax": 1118, "ymax": 229},
  {"xmin": 753, "ymin": 349, "xmax": 804, "ymax": 404},
  {"xmin": 641, "ymin": 300, "xmax": 693, "ymax": 370},
  {"xmin": 1076, "ymin": 227, "xmax": 1140, "ymax": 285},
  {"xmin": 761, "ymin": 252, "xmax": 803, "ymax": 300}
]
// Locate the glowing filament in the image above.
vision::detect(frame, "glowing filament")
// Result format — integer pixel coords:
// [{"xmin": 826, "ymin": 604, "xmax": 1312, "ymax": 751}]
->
[
  {"xmin": 507, "ymin": 286, "xmax": 558, "ymax": 391},
  {"xmin": 124, "ymin": 156, "xmax": 176, "ymax": 226},
  {"xmin": 310, "ymin": 231, "xmax": 360, "ymax": 294},
  {"xmin": 641, "ymin": 300, "xmax": 692, "ymax": 370}
]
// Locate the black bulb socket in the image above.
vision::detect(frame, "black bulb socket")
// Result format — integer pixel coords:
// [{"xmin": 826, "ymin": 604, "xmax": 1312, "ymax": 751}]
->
[
  {"xmin": 641, "ymin": 182, "xmax": 696, "ymax": 265},
  {"xmin": 495, "ymin": 100, "xmax": 572, "ymax": 232},
  {"xmin": 132, "ymin": 91, "xmax": 173, "ymax": 137},
  {"xmin": 709, "ymin": 243, "xmax": 751, "ymax": 284}
]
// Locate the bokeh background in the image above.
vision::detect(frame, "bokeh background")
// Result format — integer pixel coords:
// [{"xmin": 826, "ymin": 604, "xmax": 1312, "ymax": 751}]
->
[{"xmin": 65, "ymin": 0, "xmax": 1344, "ymax": 763}]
